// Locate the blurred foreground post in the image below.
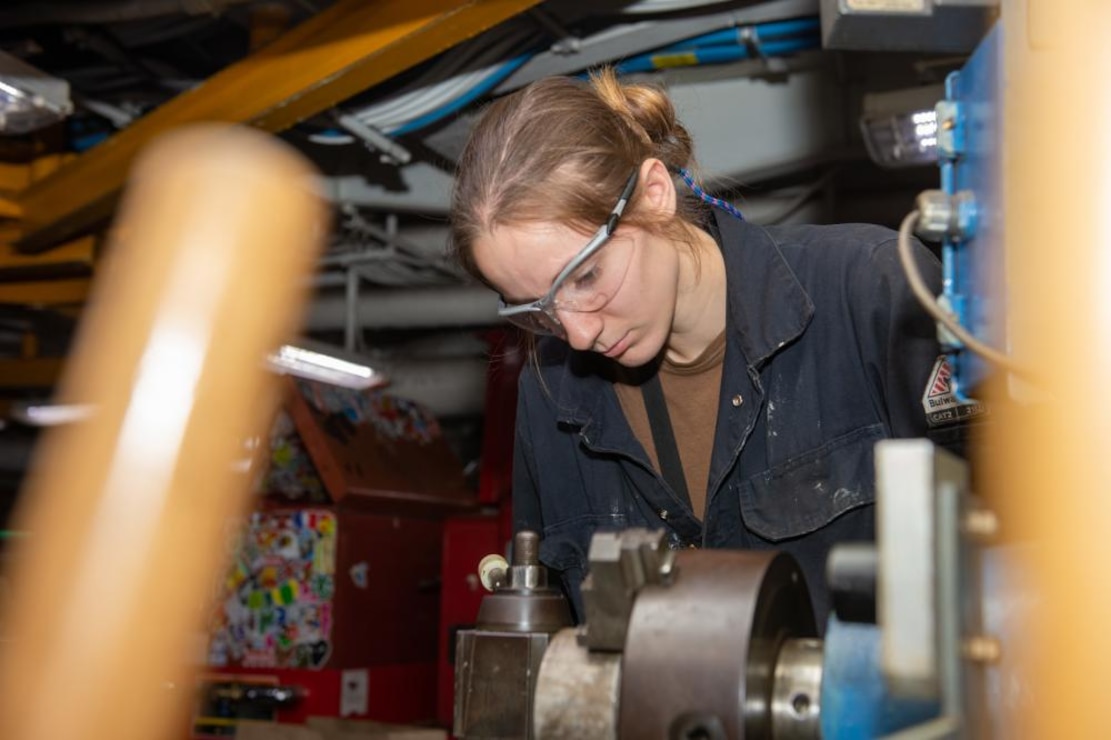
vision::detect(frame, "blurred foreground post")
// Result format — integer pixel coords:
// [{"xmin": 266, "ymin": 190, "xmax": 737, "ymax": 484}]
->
[
  {"xmin": 0, "ymin": 125, "xmax": 327, "ymax": 740},
  {"xmin": 998, "ymin": 0, "xmax": 1111, "ymax": 737}
]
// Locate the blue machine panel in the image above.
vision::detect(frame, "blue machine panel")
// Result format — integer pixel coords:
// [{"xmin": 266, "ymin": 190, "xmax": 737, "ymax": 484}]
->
[
  {"xmin": 940, "ymin": 23, "xmax": 1003, "ymax": 398},
  {"xmin": 820, "ymin": 617, "xmax": 939, "ymax": 740}
]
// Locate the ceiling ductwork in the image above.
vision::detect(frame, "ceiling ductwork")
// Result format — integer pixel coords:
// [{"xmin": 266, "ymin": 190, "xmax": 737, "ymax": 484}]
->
[{"xmin": 0, "ymin": 0, "xmax": 258, "ymax": 28}]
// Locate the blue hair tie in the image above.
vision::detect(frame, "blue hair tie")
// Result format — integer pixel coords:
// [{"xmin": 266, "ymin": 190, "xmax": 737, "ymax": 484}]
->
[{"xmin": 677, "ymin": 168, "xmax": 744, "ymax": 221}]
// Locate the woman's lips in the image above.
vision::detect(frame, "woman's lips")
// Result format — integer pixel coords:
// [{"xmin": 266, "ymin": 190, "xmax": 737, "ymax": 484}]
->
[{"xmin": 602, "ymin": 331, "xmax": 631, "ymax": 358}]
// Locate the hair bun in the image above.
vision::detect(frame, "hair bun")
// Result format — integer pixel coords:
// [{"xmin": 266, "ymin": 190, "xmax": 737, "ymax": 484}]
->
[{"xmin": 589, "ymin": 67, "xmax": 693, "ymax": 170}]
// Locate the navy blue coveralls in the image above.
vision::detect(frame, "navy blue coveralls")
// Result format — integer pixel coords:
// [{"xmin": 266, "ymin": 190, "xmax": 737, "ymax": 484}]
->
[{"xmin": 512, "ymin": 206, "xmax": 951, "ymax": 626}]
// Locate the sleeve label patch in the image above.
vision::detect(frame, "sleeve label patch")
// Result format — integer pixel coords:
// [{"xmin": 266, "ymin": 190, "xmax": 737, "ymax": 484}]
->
[{"xmin": 922, "ymin": 355, "xmax": 987, "ymax": 427}]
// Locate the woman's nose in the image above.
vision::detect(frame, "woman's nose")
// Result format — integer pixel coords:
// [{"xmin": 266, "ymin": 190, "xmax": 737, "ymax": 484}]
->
[{"xmin": 559, "ymin": 310, "xmax": 603, "ymax": 352}]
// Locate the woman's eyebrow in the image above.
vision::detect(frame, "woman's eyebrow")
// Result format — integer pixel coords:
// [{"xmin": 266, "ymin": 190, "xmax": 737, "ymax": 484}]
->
[
  {"xmin": 498, "ymin": 276, "xmax": 549, "ymax": 305},
  {"xmin": 501, "ymin": 291, "xmax": 538, "ymax": 305}
]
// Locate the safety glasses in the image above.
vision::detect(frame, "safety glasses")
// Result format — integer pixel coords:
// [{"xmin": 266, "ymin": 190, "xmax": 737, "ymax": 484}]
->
[{"xmin": 497, "ymin": 169, "xmax": 639, "ymax": 337}]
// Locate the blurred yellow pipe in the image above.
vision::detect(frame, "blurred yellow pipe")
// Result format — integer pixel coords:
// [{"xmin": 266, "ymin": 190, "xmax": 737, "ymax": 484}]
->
[
  {"xmin": 0, "ymin": 125, "xmax": 326, "ymax": 740},
  {"xmin": 997, "ymin": 0, "xmax": 1111, "ymax": 737}
]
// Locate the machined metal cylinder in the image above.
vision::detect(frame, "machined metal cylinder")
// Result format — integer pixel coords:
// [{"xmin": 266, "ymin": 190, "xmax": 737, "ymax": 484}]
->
[
  {"xmin": 771, "ymin": 638, "xmax": 824, "ymax": 740},
  {"xmin": 533, "ymin": 628, "xmax": 621, "ymax": 740},
  {"xmin": 618, "ymin": 550, "xmax": 816, "ymax": 740}
]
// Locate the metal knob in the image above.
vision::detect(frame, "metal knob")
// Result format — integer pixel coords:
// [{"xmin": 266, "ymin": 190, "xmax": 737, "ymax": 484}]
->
[{"xmin": 478, "ymin": 554, "xmax": 508, "ymax": 592}]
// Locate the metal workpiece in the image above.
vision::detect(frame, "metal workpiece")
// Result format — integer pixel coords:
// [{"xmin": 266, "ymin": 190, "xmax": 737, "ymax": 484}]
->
[
  {"xmin": 580, "ymin": 528, "xmax": 676, "ymax": 651},
  {"xmin": 771, "ymin": 639, "xmax": 824, "ymax": 740},
  {"xmin": 619, "ymin": 549, "xmax": 816, "ymax": 740},
  {"xmin": 453, "ymin": 531, "xmax": 573, "ymax": 739},
  {"xmin": 533, "ymin": 628, "xmax": 621, "ymax": 740}
]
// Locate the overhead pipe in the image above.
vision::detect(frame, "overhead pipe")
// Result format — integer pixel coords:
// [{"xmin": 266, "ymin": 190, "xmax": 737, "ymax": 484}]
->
[
  {"xmin": 658, "ymin": 16, "xmax": 821, "ymax": 51},
  {"xmin": 307, "ymin": 285, "xmax": 501, "ymax": 331},
  {"xmin": 615, "ymin": 17, "xmax": 821, "ymax": 75}
]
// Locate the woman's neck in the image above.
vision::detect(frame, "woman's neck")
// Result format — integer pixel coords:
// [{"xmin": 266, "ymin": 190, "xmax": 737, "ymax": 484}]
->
[{"xmin": 666, "ymin": 226, "xmax": 727, "ymax": 365}]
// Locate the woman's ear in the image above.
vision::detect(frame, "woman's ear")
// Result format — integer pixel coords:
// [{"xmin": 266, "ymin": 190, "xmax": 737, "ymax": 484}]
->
[{"xmin": 638, "ymin": 158, "xmax": 677, "ymax": 218}]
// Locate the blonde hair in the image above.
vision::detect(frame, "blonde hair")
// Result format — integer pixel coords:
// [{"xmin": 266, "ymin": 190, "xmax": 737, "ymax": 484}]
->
[{"xmin": 449, "ymin": 68, "xmax": 708, "ymax": 283}]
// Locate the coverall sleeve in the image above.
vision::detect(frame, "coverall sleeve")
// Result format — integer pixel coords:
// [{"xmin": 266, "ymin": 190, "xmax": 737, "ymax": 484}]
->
[{"xmin": 852, "ymin": 235, "xmax": 944, "ymax": 441}]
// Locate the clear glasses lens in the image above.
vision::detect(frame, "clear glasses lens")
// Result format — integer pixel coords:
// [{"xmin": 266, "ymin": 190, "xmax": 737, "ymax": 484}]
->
[
  {"xmin": 496, "ymin": 167, "xmax": 639, "ymax": 337},
  {"xmin": 499, "ymin": 235, "xmax": 635, "ymax": 337},
  {"xmin": 552, "ymin": 235, "xmax": 634, "ymax": 312},
  {"xmin": 503, "ymin": 308, "xmax": 566, "ymax": 338}
]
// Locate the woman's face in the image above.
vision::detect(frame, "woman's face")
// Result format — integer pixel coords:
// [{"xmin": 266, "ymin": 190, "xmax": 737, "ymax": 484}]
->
[{"xmin": 473, "ymin": 219, "xmax": 681, "ymax": 367}]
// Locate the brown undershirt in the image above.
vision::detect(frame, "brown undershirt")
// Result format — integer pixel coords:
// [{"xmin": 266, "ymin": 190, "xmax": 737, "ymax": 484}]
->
[{"xmin": 614, "ymin": 330, "xmax": 727, "ymax": 522}]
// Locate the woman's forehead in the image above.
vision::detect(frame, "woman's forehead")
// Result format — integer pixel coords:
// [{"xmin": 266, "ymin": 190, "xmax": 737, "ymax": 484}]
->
[
  {"xmin": 491, "ymin": 219, "xmax": 595, "ymax": 248},
  {"xmin": 475, "ymin": 221, "xmax": 592, "ymax": 298}
]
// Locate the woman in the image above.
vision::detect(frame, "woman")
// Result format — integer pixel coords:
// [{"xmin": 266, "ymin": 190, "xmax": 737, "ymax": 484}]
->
[{"xmin": 449, "ymin": 69, "xmax": 950, "ymax": 626}]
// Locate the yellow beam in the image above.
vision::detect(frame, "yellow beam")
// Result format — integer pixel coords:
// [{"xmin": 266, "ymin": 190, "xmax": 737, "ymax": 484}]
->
[
  {"xmin": 28, "ymin": 154, "xmax": 75, "ymax": 183},
  {"xmin": 0, "ymin": 163, "xmax": 30, "ymax": 193},
  {"xmin": 0, "ymin": 358, "xmax": 63, "ymax": 388},
  {"xmin": 13, "ymin": 0, "xmax": 544, "ymax": 253},
  {"xmin": 0, "ymin": 279, "xmax": 89, "ymax": 305}
]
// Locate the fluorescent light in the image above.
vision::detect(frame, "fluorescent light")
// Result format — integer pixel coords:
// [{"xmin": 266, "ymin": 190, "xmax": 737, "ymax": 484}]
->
[
  {"xmin": 8, "ymin": 344, "xmax": 385, "ymax": 429},
  {"xmin": 265, "ymin": 341, "xmax": 388, "ymax": 390},
  {"xmin": 10, "ymin": 402, "xmax": 93, "ymax": 427}
]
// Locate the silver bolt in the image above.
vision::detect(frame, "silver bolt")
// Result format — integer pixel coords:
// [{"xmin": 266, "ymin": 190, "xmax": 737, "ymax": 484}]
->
[
  {"xmin": 963, "ymin": 508, "xmax": 1000, "ymax": 540},
  {"xmin": 514, "ymin": 530, "xmax": 540, "ymax": 566},
  {"xmin": 962, "ymin": 635, "xmax": 1002, "ymax": 663}
]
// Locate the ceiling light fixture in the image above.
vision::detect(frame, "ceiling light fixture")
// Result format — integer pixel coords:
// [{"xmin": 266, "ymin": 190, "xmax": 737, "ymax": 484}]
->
[
  {"xmin": 265, "ymin": 340, "xmax": 389, "ymax": 390},
  {"xmin": 0, "ymin": 51, "xmax": 72, "ymax": 135}
]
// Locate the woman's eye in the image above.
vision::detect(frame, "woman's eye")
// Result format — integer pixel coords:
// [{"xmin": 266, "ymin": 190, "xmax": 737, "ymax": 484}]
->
[{"xmin": 572, "ymin": 265, "xmax": 600, "ymax": 291}]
